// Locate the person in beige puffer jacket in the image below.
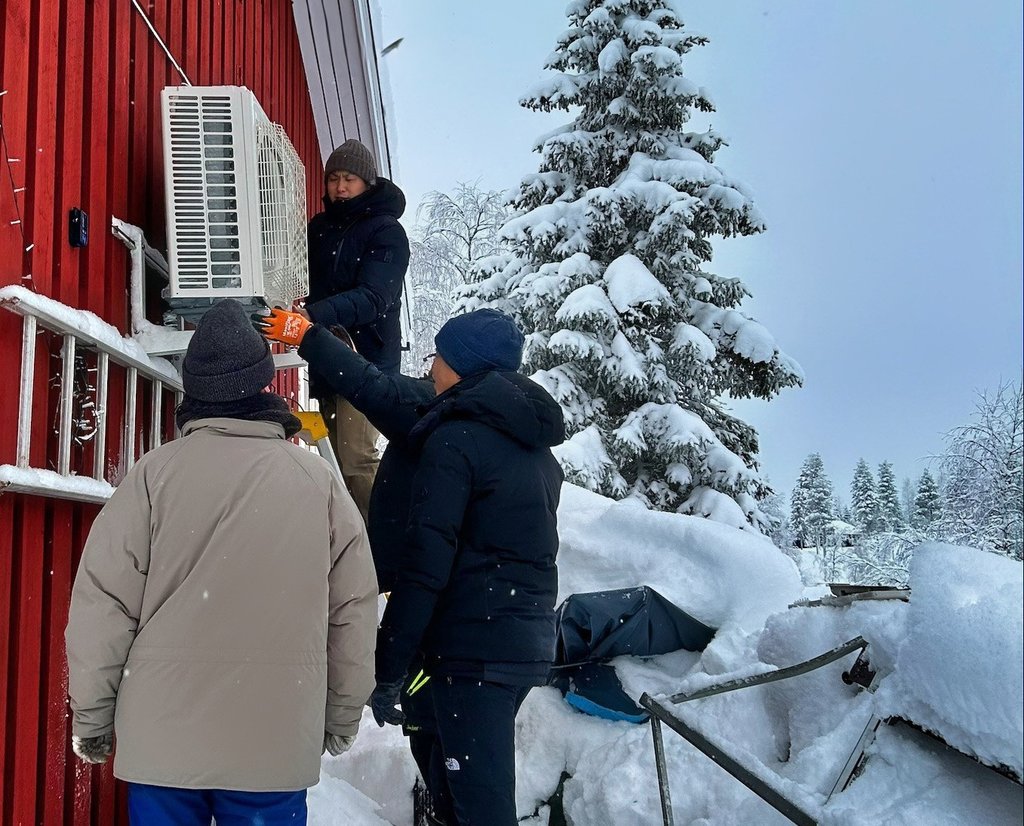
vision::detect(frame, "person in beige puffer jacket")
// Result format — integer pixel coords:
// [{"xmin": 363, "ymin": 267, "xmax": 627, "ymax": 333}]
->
[{"xmin": 65, "ymin": 299, "xmax": 378, "ymax": 826}]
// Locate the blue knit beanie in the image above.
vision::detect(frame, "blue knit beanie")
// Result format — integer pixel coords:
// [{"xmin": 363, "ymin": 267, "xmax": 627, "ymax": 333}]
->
[
  {"xmin": 182, "ymin": 299, "xmax": 275, "ymax": 402},
  {"xmin": 434, "ymin": 309, "xmax": 525, "ymax": 377}
]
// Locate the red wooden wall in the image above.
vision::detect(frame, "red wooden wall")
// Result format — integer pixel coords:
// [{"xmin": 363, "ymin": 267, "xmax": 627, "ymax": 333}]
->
[{"xmin": 0, "ymin": 2, "xmax": 325, "ymax": 822}]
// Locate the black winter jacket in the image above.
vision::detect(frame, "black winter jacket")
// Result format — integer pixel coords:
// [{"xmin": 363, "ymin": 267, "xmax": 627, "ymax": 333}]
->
[
  {"xmin": 375, "ymin": 371, "xmax": 565, "ymax": 687},
  {"xmin": 305, "ymin": 179, "xmax": 409, "ymax": 377},
  {"xmin": 298, "ymin": 324, "xmax": 433, "ymax": 592}
]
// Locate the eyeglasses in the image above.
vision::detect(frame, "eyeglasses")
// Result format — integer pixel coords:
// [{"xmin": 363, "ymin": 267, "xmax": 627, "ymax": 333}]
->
[{"xmin": 422, "ymin": 352, "xmax": 436, "ymax": 364}]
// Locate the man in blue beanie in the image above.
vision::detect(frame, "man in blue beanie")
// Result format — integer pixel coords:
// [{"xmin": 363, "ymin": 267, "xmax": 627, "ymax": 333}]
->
[
  {"xmin": 370, "ymin": 308, "xmax": 565, "ymax": 826},
  {"xmin": 257, "ymin": 306, "xmax": 565, "ymax": 824}
]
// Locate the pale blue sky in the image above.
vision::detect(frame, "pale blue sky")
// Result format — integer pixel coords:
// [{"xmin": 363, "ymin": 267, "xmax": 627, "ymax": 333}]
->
[{"xmin": 377, "ymin": 0, "xmax": 1023, "ymax": 499}]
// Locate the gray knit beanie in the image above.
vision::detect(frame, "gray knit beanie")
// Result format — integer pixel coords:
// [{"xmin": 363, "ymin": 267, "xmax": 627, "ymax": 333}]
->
[
  {"xmin": 434, "ymin": 309, "xmax": 525, "ymax": 378},
  {"xmin": 182, "ymin": 299, "xmax": 276, "ymax": 402},
  {"xmin": 324, "ymin": 139, "xmax": 377, "ymax": 186}
]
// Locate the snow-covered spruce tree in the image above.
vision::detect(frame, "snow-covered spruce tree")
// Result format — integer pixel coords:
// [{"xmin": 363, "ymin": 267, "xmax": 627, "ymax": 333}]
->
[
  {"xmin": 851, "ymin": 462, "xmax": 878, "ymax": 531},
  {"xmin": 850, "ymin": 459, "xmax": 878, "ymax": 533},
  {"xmin": 459, "ymin": 0, "xmax": 802, "ymax": 530},
  {"xmin": 876, "ymin": 461, "xmax": 905, "ymax": 533},
  {"xmin": 912, "ymin": 469, "xmax": 941, "ymax": 529},
  {"xmin": 791, "ymin": 454, "xmax": 834, "ymax": 548}
]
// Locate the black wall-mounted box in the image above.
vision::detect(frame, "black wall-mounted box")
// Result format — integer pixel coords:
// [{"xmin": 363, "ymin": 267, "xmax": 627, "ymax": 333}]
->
[{"xmin": 69, "ymin": 208, "xmax": 89, "ymax": 248}]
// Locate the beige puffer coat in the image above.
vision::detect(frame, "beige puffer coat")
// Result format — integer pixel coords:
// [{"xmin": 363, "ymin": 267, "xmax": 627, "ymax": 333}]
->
[{"xmin": 65, "ymin": 418, "xmax": 378, "ymax": 791}]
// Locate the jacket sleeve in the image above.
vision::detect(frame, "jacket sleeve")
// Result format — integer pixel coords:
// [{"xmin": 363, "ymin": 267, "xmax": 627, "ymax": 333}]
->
[
  {"xmin": 325, "ymin": 475, "xmax": 379, "ymax": 736},
  {"xmin": 298, "ymin": 324, "xmax": 426, "ymax": 441},
  {"xmin": 305, "ymin": 220, "xmax": 409, "ymax": 330},
  {"xmin": 65, "ymin": 464, "xmax": 152, "ymax": 739},
  {"xmin": 375, "ymin": 426, "xmax": 474, "ymax": 684}
]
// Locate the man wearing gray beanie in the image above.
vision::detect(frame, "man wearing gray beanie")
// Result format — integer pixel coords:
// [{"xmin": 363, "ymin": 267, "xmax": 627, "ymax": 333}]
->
[
  {"xmin": 65, "ymin": 299, "xmax": 378, "ymax": 825},
  {"xmin": 299, "ymin": 138, "xmax": 410, "ymax": 523}
]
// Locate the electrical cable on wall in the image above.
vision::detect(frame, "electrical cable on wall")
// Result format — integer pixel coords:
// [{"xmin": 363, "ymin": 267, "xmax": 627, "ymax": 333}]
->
[
  {"xmin": 0, "ymin": 90, "xmax": 33, "ymax": 282},
  {"xmin": 130, "ymin": 0, "xmax": 192, "ymax": 86}
]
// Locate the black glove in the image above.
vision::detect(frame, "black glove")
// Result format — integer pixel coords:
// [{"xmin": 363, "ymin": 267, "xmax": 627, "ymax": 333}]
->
[
  {"xmin": 368, "ymin": 679, "xmax": 406, "ymax": 727},
  {"xmin": 72, "ymin": 733, "xmax": 113, "ymax": 764}
]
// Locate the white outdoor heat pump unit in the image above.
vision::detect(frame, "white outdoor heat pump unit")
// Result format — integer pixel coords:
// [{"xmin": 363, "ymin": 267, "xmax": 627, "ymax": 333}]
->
[{"xmin": 161, "ymin": 85, "xmax": 308, "ymax": 321}]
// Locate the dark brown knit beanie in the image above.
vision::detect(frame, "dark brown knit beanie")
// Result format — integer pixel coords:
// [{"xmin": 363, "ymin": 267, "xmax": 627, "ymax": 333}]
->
[{"xmin": 324, "ymin": 139, "xmax": 377, "ymax": 186}]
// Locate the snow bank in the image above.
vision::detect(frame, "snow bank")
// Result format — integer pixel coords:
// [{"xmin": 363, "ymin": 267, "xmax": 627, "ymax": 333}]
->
[
  {"xmin": 878, "ymin": 543, "xmax": 1024, "ymax": 779},
  {"xmin": 317, "ymin": 707, "xmax": 418, "ymax": 826},
  {"xmin": 822, "ymin": 724, "xmax": 1024, "ymax": 826},
  {"xmin": 556, "ymin": 483, "xmax": 803, "ymax": 633},
  {"xmin": 307, "ymin": 770, "xmax": 392, "ymax": 826},
  {"xmin": 306, "ymin": 494, "xmax": 1023, "ymax": 825}
]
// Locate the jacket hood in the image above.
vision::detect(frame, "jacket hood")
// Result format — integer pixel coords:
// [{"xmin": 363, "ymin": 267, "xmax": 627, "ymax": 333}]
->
[
  {"xmin": 322, "ymin": 178, "xmax": 406, "ymax": 221},
  {"xmin": 413, "ymin": 371, "xmax": 565, "ymax": 450}
]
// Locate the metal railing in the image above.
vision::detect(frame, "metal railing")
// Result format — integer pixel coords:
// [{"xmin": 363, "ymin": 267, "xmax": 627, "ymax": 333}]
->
[{"xmin": 639, "ymin": 637, "xmax": 873, "ymax": 826}]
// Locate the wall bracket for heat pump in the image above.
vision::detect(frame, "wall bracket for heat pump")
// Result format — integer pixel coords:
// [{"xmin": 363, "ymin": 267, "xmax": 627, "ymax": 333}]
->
[{"xmin": 112, "ymin": 216, "xmax": 305, "ymax": 371}]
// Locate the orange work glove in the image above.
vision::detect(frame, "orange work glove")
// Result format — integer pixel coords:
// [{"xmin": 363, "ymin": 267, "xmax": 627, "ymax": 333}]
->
[{"xmin": 253, "ymin": 308, "xmax": 312, "ymax": 347}]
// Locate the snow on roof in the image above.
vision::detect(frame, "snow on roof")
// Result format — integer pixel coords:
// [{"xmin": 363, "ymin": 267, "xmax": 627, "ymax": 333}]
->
[{"xmin": 878, "ymin": 543, "xmax": 1023, "ymax": 780}]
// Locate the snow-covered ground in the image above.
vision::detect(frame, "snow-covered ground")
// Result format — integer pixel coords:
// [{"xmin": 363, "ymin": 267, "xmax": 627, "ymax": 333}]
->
[{"xmin": 308, "ymin": 484, "xmax": 1024, "ymax": 824}]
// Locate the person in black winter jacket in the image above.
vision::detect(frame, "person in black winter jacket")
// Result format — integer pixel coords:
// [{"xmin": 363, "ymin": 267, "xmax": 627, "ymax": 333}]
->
[
  {"xmin": 258, "ymin": 308, "xmax": 442, "ymax": 804},
  {"xmin": 371, "ymin": 309, "xmax": 565, "ymax": 826},
  {"xmin": 257, "ymin": 307, "xmax": 564, "ymax": 825},
  {"xmin": 299, "ymin": 139, "xmax": 410, "ymax": 522}
]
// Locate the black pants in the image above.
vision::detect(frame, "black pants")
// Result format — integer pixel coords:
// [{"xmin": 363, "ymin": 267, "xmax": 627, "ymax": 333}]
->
[{"xmin": 424, "ymin": 676, "xmax": 530, "ymax": 826}]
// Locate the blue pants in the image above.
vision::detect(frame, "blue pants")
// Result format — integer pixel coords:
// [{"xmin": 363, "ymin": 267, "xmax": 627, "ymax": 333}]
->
[{"xmin": 127, "ymin": 783, "xmax": 307, "ymax": 825}]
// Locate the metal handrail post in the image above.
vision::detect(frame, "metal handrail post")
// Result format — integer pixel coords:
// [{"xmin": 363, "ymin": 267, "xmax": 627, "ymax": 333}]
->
[{"xmin": 650, "ymin": 715, "xmax": 675, "ymax": 826}]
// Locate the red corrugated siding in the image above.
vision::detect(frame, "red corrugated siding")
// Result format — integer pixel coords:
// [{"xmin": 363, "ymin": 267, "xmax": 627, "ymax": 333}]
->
[{"xmin": 1, "ymin": 2, "xmax": 324, "ymax": 822}]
